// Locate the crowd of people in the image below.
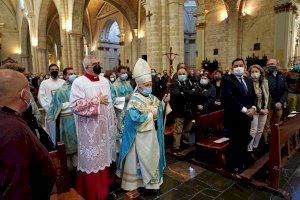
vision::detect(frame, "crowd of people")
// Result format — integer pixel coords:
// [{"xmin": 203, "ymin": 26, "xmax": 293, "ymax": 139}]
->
[{"xmin": 0, "ymin": 55, "xmax": 300, "ymax": 199}]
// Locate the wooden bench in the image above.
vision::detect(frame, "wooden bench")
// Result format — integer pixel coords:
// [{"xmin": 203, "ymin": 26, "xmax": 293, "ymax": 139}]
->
[
  {"xmin": 269, "ymin": 114, "xmax": 300, "ymax": 190},
  {"xmin": 240, "ymin": 113, "xmax": 300, "ymax": 197},
  {"xmin": 194, "ymin": 110, "xmax": 229, "ymax": 169},
  {"xmin": 49, "ymin": 142, "xmax": 70, "ymax": 194}
]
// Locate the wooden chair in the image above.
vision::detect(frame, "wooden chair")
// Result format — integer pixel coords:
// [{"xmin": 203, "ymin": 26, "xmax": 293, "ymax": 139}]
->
[
  {"xmin": 49, "ymin": 142, "xmax": 70, "ymax": 194},
  {"xmin": 195, "ymin": 110, "xmax": 229, "ymax": 169}
]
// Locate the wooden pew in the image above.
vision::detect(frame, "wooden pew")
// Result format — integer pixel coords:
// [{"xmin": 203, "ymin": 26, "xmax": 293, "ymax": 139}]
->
[
  {"xmin": 49, "ymin": 142, "xmax": 70, "ymax": 194},
  {"xmin": 269, "ymin": 114, "xmax": 300, "ymax": 190},
  {"xmin": 194, "ymin": 110, "xmax": 229, "ymax": 169},
  {"xmin": 240, "ymin": 113, "xmax": 300, "ymax": 197}
]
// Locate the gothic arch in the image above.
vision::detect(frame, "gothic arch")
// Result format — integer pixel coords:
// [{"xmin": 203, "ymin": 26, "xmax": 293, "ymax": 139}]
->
[
  {"xmin": 100, "ymin": 19, "xmax": 121, "ymax": 42},
  {"xmin": 103, "ymin": 0, "xmax": 137, "ymax": 30},
  {"xmin": 38, "ymin": 0, "xmax": 60, "ymax": 49}
]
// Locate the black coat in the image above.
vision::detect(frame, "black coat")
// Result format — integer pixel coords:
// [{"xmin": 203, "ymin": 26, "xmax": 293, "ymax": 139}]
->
[
  {"xmin": 199, "ymin": 83, "xmax": 216, "ymax": 113},
  {"xmin": 152, "ymin": 75, "xmax": 162, "ymax": 100},
  {"xmin": 161, "ymin": 74, "xmax": 169, "ymax": 95},
  {"xmin": 221, "ymin": 74, "xmax": 257, "ymax": 167},
  {"xmin": 267, "ymin": 72, "xmax": 288, "ymax": 109},
  {"xmin": 170, "ymin": 79, "xmax": 201, "ymax": 119},
  {"xmin": 222, "ymin": 74, "xmax": 257, "ymax": 118}
]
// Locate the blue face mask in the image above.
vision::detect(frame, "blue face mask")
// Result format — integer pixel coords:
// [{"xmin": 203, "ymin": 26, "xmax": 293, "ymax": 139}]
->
[
  {"xmin": 178, "ymin": 74, "xmax": 187, "ymax": 82},
  {"xmin": 68, "ymin": 74, "xmax": 77, "ymax": 83},
  {"xmin": 141, "ymin": 87, "xmax": 152, "ymax": 96},
  {"xmin": 120, "ymin": 73, "xmax": 128, "ymax": 81},
  {"xmin": 268, "ymin": 66, "xmax": 277, "ymax": 74}
]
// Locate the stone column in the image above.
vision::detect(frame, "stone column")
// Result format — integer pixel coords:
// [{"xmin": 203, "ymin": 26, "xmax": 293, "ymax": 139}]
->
[
  {"xmin": 37, "ymin": 48, "xmax": 48, "ymax": 73},
  {"xmin": 195, "ymin": 6, "xmax": 206, "ymax": 69},
  {"xmin": 145, "ymin": 0, "xmax": 162, "ymax": 71},
  {"xmin": 20, "ymin": 54, "xmax": 29, "ymax": 72},
  {"xmin": 226, "ymin": 7, "xmax": 239, "ymax": 67},
  {"xmin": 69, "ymin": 33, "xmax": 78, "ymax": 71},
  {"xmin": 274, "ymin": 2, "xmax": 297, "ymax": 68},
  {"xmin": 160, "ymin": 0, "xmax": 168, "ymax": 71},
  {"xmin": 131, "ymin": 34, "xmax": 138, "ymax": 65},
  {"xmin": 76, "ymin": 34, "xmax": 83, "ymax": 74},
  {"xmin": 60, "ymin": 30, "xmax": 69, "ymax": 68},
  {"xmin": 30, "ymin": 46, "xmax": 38, "ymax": 73},
  {"xmin": 168, "ymin": 0, "xmax": 184, "ymax": 70}
]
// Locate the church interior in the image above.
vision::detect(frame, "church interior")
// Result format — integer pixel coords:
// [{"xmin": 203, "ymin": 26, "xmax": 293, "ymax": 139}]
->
[{"xmin": 1, "ymin": 0, "xmax": 300, "ymax": 199}]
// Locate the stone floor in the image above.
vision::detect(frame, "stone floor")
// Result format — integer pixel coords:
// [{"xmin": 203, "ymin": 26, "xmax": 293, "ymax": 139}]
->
[{"xmin": 51, "ymin": 152, "xmax": 300, "ymax": 200}]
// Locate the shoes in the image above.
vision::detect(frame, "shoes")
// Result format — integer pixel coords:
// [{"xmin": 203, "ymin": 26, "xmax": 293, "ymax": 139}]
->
[{"xmin": 138, "ymin": 188, "xmax": 160, "ymax": 196}]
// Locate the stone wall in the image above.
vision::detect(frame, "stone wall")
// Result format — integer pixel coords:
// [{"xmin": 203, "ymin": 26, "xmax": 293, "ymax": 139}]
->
[
  {"xmin": 204, "ymin": 0, "xmax": 229, "ymax": 68},
  {"xmin": 241, "ymin": 0, "xmax": 275, "ymax": 60},
  {"xmin": 0, "ymin": 0, "xmax": 20, "ymax": 63}
]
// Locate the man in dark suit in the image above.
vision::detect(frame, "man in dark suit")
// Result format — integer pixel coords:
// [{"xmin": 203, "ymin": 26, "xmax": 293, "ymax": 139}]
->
[{"xmin": 222, "ymin": 58, "xmax": 257, "ymax": 173}]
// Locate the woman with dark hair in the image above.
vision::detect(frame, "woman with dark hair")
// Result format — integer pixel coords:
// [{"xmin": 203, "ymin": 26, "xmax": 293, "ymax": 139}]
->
[
  {"xmin": 212, "ymin": 70, "xmax": 223, "ymax": 109},
  {"xmin": 247, "ymin": 64, "xmax": 269, "ymax": 158},
  {"xmin": 197, "ymin": 74, "xmax": 216, "ymax": 114}
]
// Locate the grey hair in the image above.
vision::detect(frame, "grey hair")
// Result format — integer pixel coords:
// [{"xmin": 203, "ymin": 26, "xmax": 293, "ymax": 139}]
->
[{"xmin": 82, "ymin": 55, "xmax": 98, "ymax": 70}]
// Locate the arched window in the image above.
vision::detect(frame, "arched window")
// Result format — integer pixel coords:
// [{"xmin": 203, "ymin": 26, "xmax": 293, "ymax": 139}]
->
[
  {"xmin": 19, "ymin": 0, "xmax": 25, "ymax": 10},
  {"xmin": 107, "ymin": 21, "xmax": 120, "ymax": 43}
]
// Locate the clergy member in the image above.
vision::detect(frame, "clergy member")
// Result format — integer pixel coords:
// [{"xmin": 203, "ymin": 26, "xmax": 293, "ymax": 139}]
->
[
  {"xmin": 0, "ymin": 69, "xmax": 56, "ymax": 200},
  {"xmin": 70, "ymin": 56, "xmax": 117, "ymax": 200},
  {"xmin": 48, "ymin": 67, "xmax": 78, "ymax": 171},
  {"xmin": 118, "ymin": 58, "xmax": 167, "ymax": 195},
  {"xmin": 38, "ymin": 64, "xmax": 65, "ymax": 144},
  {"xmin": 111, "ymin": 65, "xmax": 133, "ymax": 152}
]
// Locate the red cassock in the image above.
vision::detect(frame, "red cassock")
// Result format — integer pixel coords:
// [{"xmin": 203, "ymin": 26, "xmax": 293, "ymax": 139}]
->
[{"xmin": 76, "ymin": 166, "xmax": 115, "ymax": 200}]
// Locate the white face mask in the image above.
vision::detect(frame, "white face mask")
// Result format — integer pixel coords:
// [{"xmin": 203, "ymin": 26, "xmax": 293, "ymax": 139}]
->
[
  {"xmin": 251, "ymin": 72, "xmax": 260, "ymax": 79},
  {"xmin": 20, "ymin": 89, "xmax": 31, "ymax": 111},
  {"xmin": 233, "ymin": 67, "xmax": 244, "ymax": 77},
  {"xmin": 110, "ymin": 77, "xmax": 115, "ymax": 82},
  {"xmin": 200, "ymin": 79, "xmax": 209, "ymax": 85}
]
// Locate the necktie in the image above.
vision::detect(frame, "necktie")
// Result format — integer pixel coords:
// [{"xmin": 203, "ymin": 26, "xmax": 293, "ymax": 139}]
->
[{"xmin": 238, "ymin": 77, "xmax": 247, "ymax": 94}]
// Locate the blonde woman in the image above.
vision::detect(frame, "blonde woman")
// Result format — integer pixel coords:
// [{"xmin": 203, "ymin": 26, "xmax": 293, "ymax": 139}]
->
[{"xmin": 248, "ymin": 64, "xmax": 269, "ymax": 156}]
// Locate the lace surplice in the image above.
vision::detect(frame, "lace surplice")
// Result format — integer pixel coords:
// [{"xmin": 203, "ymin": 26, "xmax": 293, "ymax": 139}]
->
[{"xmin": 70, "ymin": 76, "xmax": 117, "ymax": 173}]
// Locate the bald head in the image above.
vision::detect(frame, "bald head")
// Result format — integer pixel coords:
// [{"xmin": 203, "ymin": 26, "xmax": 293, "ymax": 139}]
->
[
  {"xmin": 266, "ymin": 59, "xmax": 278, "ymax": 67},
  {"xmin": 0, "ymin": 69, "xmax": 29, "ymax": 104}
]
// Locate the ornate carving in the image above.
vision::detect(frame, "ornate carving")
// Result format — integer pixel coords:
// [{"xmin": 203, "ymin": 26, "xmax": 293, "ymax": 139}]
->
[
  {"xmin": 119, "ymin": 41, "xmax": 125, "ymax": 46},
  {"xmin": 274, "ymin": 2, "xmax": 297, "ymax": 13},
  {"xmin": 195, "ymin": 22, "xmax": 206, "ymax": 29}
]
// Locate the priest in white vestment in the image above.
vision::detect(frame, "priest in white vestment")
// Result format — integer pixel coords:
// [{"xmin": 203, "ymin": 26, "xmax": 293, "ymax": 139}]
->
[
  {"xmin": 70, "ymin": 56, "xmax": 117, "ymax": 200},
  {"xmin": 118, "ymin": 58, "xmax": 167, "ymax": 195},
  {"xmin": 38, "ymin": 64, "xmax": 65, "ymax": 144}
]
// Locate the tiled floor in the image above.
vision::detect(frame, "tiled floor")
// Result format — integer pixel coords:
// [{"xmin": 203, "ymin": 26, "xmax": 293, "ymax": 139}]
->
[{"xmin": 51, "ymin": 152, "xmax": 300, "ymax": 200}]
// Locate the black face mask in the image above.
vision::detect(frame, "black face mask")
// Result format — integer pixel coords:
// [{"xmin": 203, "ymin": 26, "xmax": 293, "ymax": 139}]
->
[
  {"xmin": 93, "ymin": 64, "xmax": 102, "ymax": 75},
  {"xmin": 51, "ymin": 71, "xmax": 58, "ymax": 78},
  {"xmin": 268, "ymin": 66, "xmax": 277, "ymax": 74}
]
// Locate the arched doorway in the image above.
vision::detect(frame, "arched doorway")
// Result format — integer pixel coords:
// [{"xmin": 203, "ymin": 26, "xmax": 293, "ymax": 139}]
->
[
  {"xmin": 184, "ymin": 0, "xmax": 197, "ymax": 69},
  {"xmin": 100, "ymin": 20, "xmax": 121, "ymax": 70}
]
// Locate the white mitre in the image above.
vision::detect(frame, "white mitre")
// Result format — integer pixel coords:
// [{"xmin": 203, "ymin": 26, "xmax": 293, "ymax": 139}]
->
[{"xmin": 132, "ymin": 58, "xmax": 152, "ymax": 85}]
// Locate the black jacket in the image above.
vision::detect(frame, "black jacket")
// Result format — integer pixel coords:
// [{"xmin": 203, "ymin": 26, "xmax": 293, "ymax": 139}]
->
[
  {"xmin": 267, "ymin": 72, "xmax": 288, "ymax": 109},
  {"xmin": 199, "ymin": 83, "xmax": 216, "ymax": 113},
  {"xmin": 152, "ymin": 75, "xmax": 162, "ymax": 100},
  {"xmin": 222, "ymin": 74, "xmax": 257, "ymax": 116},
  {"xmin": 161, "ymin": 74, "xmax": 169, "ymax": 95},
  {"xmin": 170, "ymin": 79, "xmax": 201, "ymax": 119}
]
